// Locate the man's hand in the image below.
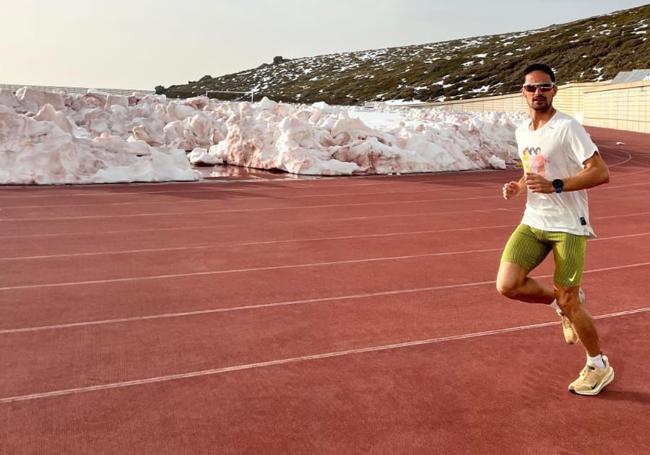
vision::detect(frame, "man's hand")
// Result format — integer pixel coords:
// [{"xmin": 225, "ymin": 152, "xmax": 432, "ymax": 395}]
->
[
  {"xmin": 525, "ymin": 173, "xmax": 554, "ymax": 193},
  {"xmin": 502, "ymin": 181, "xmax": 523, "ymax": 199}
]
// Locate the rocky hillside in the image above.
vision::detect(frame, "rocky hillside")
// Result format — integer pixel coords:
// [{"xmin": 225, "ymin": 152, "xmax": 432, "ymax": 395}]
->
[{"xmin": 163, "ymin": 5, "xmax": 649, "ymax": 105}]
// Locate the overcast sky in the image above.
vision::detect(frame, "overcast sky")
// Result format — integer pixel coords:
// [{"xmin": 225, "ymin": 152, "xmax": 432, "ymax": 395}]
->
[{"xmin": 1, "ymin": 0, "xmax": 647, "ymax": 90}]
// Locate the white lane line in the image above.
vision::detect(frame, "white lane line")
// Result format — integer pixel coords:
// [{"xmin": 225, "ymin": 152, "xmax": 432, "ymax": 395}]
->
[
  {"xmin": 0, "ymin": 224, "xmax": 514, "ymax": 261},
  {"xmin": 0, "ymin": 280, "xmax": 497, "ymax": 334},
  {"xmin": 0, "ymin": 183, "xmax": 380, "ymax": 200},
  {"xmin": 0, "ymin": 306, "xmax": 647, "ymax": 404},
  {"xmin": 2, "ymin": 260, "xmax": 650, "ymax": 334},
  {"xmin": 0, "ymin": 190, "xmax": 641, "ymax": 226},
  {"xmin": 1, "ymin": 186, "xmax": 500, "ymax": 211},
  {"xmin": 3, "ymin": 177, "xmax": 649, "ymax": 213},
  {"xmin": 606, "ymin": 180, "xmax": 650, "ymax": 189},
  {"xmin": 0, "ymin": 195, "xmax": 502, "ymax": 222},
  {"xmin": 0, "ymin": 146, "xmax": 643, "ymax": 203},
  {"xmin": 603, "ymin": 149, "xmax": 633, "ymax": 168},
  {"xmin": 0, "ymin": 207, "xmax": 515, "ymax": 240},
  {"xmin": 1, "ymin": 205, "xmax": 648, "ymax": 241},
  {"xmin": 2, "ymin": 229, "xmax": 650, "ymax": 291},
  {"xmin": 0, "ymin": 247, "xmax": 502, "ymax": 292},
  {"xmin": 612, "ymin": 169, "xmax": 650, "ymax": 178},
  {"xmin": 0, "ymin": 180, "xmax": 409, "ymax": 199},
  {"xmin": 596, "ymin": 210, "xmax": 650, "ymax": 220},
  {"xmin": 590, "ymin": 231, "xmax": 650, "ymax": 242},
  {"xmin": 0, "ymin": 181, "xmax": 493, "ymax": 203},
  {"xmin": 0, "ymin": 172, "xmax": 504, "ymax": 200},
  {"xmin": 2, "ymin": 225, "xmax": 648, "ymax": 262}
]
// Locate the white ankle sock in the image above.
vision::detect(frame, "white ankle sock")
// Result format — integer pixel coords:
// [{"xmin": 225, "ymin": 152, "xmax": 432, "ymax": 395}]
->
[
  {"xmin": 549, "ymin": 299, "xmax": 560, "ymax": 312},
  {"xmin": 587, "ymin": 353, "xmax": 606, "ymax": 369}
]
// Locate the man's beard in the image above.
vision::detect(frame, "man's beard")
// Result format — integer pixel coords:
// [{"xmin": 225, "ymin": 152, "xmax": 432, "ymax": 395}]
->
[{"xmin": 531, "ymin": 97, "xmax": 552, "ymax": 112}]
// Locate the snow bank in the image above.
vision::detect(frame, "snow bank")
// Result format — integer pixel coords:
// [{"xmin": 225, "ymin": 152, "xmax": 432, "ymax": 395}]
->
[
  {"xmin": 0, "ymin": 110, "xmax": 196, "ymax": 184},
  {"xmin": 0, "ymin": 87, "xmax": 524, "ymax": 184}
]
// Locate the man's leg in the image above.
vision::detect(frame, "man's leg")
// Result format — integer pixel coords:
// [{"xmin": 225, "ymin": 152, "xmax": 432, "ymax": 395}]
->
[
  {"xmin": 496, "ymin": 224, "xmax": 554, "ymax": 304},
  {"xmin": 550, "ymin": 231, "xmax": 601, "ymax": 355},
  {"xmin": 496, "ymin": 261, "xmax": 555, "ymax": 303},
  {"xmin": 558, "ymin": 283, "xmax": 614, "ymax": 395},
  {"xmin": 550, "ymin": 231, "xmax": 613, "ymax": 395},
  {"xmin": 554, "ymin": 285, "xmax": 600, "ymax": 356}
]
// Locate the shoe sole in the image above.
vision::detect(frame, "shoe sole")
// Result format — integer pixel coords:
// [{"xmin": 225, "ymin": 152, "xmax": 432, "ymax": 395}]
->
[
  {"xmin": 564, "ymin": 327, "xmax": 578, "ymax": 344},
  {"xmin": 562, "ymin": 319, "xmax": 579, "ymax": 345},
  {"xmin": 563, "ymin": 289, "xmax": 586, "ymax": 345},
  {"xmin": 569, "ymin": 368, "xmax": 615, "ymax": 396},
  {"xmin": 565, "ymin": 336, "xmax": 578, "ymax": 345}
]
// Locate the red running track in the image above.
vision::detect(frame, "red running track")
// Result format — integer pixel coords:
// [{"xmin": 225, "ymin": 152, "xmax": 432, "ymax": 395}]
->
[{"xmin": 0, "ymin": 127, "xmax": 649, "ymax": 454}]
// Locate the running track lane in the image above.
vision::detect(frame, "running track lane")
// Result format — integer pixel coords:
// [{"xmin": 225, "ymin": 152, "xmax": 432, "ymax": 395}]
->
[{"xmin": 0, "ymin": 127, "xmax": 649, "ymax": 454}]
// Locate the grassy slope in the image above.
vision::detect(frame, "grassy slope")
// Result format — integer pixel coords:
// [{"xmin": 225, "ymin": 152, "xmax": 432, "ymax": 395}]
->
[{"xmin": 163, "ymin": 5, "xmax": 649, "ymax": 105}]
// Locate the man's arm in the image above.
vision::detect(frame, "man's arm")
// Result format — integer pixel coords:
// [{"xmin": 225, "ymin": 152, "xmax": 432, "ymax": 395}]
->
[
  {"xmin": 562, "ymin": 152, "xmax": 610, "ymax": 191},
  {"xmin": 525, "ymin": 152, "xmax": 609, "ymax": 194},
  {"xmin": 502, "ymin": 173, "xmax": 527, "ymax": 199}
]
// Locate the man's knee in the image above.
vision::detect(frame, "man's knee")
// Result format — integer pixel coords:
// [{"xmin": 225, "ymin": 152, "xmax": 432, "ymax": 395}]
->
[
  {"xmin": 496, "ymin": 262, "xmax": 527, "ymax": 299},
  {"xmin": 496, "ymin": 277, "xmax": 523, "ymax": 299}
]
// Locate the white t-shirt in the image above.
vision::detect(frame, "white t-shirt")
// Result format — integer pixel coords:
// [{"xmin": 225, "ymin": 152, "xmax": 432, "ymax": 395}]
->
[{"xmin": 515, "ymin": 111, "xmax": 598, "ymax": 237}]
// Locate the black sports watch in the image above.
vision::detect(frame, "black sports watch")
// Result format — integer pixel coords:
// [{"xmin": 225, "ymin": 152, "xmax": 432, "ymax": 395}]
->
[{"xmin": 552, "ymin": 179, "xmax": 564, "ymax": 193}]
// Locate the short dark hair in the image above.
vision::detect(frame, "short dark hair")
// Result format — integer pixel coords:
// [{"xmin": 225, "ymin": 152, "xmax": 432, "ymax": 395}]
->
[{"xmin": 523, "ymin": 63, "xmax": 556, "ymax": 82}]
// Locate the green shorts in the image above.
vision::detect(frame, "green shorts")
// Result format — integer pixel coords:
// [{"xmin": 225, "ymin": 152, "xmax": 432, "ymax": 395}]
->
[{"xmin": 500, "ymin": 224, "xmax": 587, "ymax": 287}]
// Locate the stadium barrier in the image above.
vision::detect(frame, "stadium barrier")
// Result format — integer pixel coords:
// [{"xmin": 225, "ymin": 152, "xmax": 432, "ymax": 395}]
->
[
  {"xmin": 423, "ymin": 80, "xmax": 650, "ymax": 134},
  {"xmin": 0, "ymin": 83, "xmax": 153, "ymax": 96}
]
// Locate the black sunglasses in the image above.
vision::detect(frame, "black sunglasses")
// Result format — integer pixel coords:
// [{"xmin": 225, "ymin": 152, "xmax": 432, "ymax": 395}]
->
[{"xmin": 522, "ymin": 83, "xmax": 555, "ymax": 93}]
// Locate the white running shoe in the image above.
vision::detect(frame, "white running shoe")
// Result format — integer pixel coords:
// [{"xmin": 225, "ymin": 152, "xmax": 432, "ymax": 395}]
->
[{"xmin": 568, "ymin": 355, "xmax": 615, "ymax": 396}]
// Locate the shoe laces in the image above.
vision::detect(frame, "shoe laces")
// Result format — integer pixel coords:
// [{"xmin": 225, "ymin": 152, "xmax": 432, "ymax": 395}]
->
[
  {"xmin": 581, "ymin": 365, "xmax": 608, "ymax": 384},
  {"xmin": 578, "ymin": 365, "xmax": 592, "ymax": 378}
]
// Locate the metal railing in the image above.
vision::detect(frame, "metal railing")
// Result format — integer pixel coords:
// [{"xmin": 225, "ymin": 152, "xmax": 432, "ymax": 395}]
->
[{"xmin": 205, "ymin": 89, "xmax": 257, "ymax": 102}]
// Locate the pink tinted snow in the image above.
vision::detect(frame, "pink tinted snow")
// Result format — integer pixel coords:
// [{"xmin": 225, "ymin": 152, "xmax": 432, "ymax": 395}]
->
[{"xmin": 0, "ymin": 87, "xmax": 522, "ymax": 184}]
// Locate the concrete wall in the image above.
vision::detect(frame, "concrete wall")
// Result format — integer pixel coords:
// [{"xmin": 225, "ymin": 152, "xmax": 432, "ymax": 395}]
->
[
  {"xmin": 425, "ymin": 81, "xmax": 649, "ymax": 134},
  {"xmin": 425, "ymin": 91, "xmax": 527, "ymax": 113},
  {"xmin": 583, "ymin": 80, "xmax": 650, "ymax": 133},
  {"xmin": 548, "ymin": 82, "xmax": 605, "ymax": 121}
]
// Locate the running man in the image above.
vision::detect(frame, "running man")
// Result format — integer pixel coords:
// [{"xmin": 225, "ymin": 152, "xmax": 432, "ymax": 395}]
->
[{"xmin": 496, "ymin": 63, "xmax": 614, "ymax": 395}]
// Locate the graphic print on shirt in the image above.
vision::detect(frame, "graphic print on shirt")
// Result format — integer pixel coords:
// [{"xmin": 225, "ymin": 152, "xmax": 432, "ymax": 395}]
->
[{"xmin": 522, "ymin": 146, "xmax": 546, "ymax": 176}]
